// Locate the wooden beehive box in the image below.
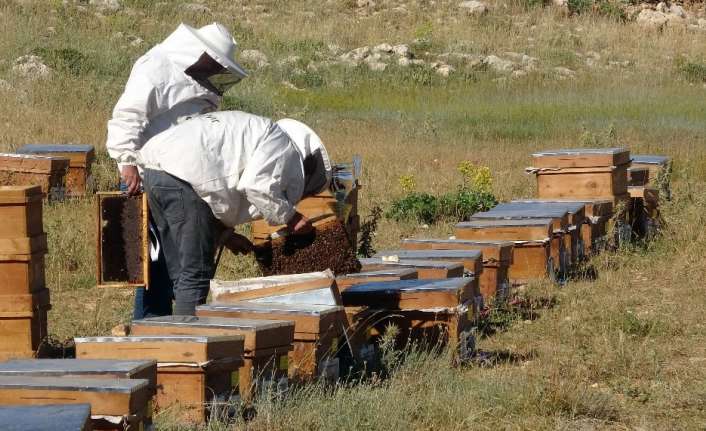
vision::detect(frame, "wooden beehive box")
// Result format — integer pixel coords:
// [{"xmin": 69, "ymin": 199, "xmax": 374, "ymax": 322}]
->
[
  {"xmin": 0, "ymin": 153, "xmax": 70, "ymax": 201},
  {"xmin": 211, "ymin": 271, "xmax": 342, "ymax": 306},
  {"xmin": 400, "ymin": 239, "xmax": 513, "ymax": 301},
  {"xmin": 130, "ymin": 316, "xmax": 294, "ymax": 403},
  {"xmin": 335, "ymin": 268, "xmax": 418, "ymax": 292},
  {"xmin": 358, "ymin": 258, "xmax": 464, "ymax": 279},
  {"xmin": 455, "ymin": 219, "xmax": 555, "ymax": 284},
  {"xmin": 0, "ymin": 376, "xmax": 151, "ymax": 431},
  {"xmin": 374, "ymin": 249, "xmax": 483, "ymax": 276},
  {"xmin": 631, "ymin": 154, "xmax": 671, "ymax": 195},
  {"xmin": 341, "ymin": 278, "xmax": 478, "ymax": 310},
  {"xmin": 17, "ymin": 144, "xmax": 96, "ymax": 197},
  {"xmin": 74, "ymin": 335, "xmax": 245, "ymax": 423},
  {"xmin": 0, "ymin": 185, "xmax": 44, "ymax": 239},
  {"xmin": 628, "ymin": 186, "xmax": 661, "ymax": 239},
  {"xmin": 0, "ymin": 404, "xmax": 92, "ymax": 431},
  {"xmin": 197, "ymin": 302, "xmax": 347, "ymax": 382},
  {"xmin": 530, "ymin": 148, "xmax": 630, "ymax": 200},
  {"xmin": 0, "ymin": 288, "xmax": 50, "ymax": 360},
  {"xmin": 627, "ymin": 167, "xmax": 649, "ymax": 186},
  {"xmin": 95, "ymin": 192, "xmax": 149, "ymax": 289}
]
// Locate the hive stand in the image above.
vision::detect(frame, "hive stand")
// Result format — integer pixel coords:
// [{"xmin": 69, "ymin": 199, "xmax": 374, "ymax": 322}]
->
[
  {"xmin": 74, "ymin": 335, "xmax": 244, "ymax": 423},
  {"xmin": 16, "ymin": 144, "xmax": 96, "ymax": 197},
  {"xmin": 0, "ymin": 376, "xmax": 151, "ymax": 431},
  {"xmin": 0, "ymin": 404, "xmax": 92, "ymax": 431},
  {"xmin": 130, "ymin": 316, "xmax": 294, "ymax": 404},
  {"xmin": 400, "ymin": 239, "xmax": 513, "ymax": 301},
  {"xmin": 358, "ymin": 258, "xmax": 465, "ymax": 279},
  {"xmin": 455, "ymin": 219, "xmax": 555, "ymax": 285},
  {"xmin": 197, "ymin": 302, "xmax": 347, "ymax": 383}
]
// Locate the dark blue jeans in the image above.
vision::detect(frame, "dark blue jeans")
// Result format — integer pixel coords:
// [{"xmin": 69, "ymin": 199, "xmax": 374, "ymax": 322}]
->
[{"xmin": 142, "ymin": 169, "xmax": 223, "ymax": 316}]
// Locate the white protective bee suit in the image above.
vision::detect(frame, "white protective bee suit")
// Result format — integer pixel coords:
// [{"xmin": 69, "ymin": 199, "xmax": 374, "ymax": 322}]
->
[
  {"xmin": 138, "ymin": 111, "xmax": 332, "ymax": 227},
  {"xmin": 106, "ymin": 22, "xmax": 248, "ymax": 169}
]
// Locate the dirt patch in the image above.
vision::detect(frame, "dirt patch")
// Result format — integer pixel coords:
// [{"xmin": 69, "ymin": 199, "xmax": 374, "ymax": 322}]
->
[
  {"xmin": 100, "ymin": 195, "xmax": 144, "ymax": 283},
  {"xmin": 254, "ymin": 221, "xmax": 361, "ymax": 276}
]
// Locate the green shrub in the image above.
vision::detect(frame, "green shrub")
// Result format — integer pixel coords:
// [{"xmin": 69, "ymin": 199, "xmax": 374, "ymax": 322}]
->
[
  {"xmin": 677, "ymin": 58, "xmax": 706, "ymax": 83},
  {"xmin": 386, "ymin": 192, "xmax": 439, "ymax": 224},
  {"xmin": 32, "ymin": 47, "xmax": 87, "ymax": 76}
]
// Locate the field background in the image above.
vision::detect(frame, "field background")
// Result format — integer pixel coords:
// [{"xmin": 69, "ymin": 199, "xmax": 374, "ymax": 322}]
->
[{"xmin": 1, "ymin": 0, "xmax": 706, "ymax": 429}]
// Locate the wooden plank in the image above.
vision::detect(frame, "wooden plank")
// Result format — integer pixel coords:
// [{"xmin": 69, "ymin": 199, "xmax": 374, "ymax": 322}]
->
[
  {"xmin": 0, "ymin": 233, "xmax": 47, "ymax": 255},
  {"xmin": 0, "ymin": 307, "xmax": 49, "ymax": 353},
  {"xmin": 471, "ymin": 208, "xmax": 569, "ymax": 232},
  {"xmin": 358, "ymin": 258, "xmax": 465, "ymax": 279},
  {"xmin": 335, "ymin": 268, "xmax": 419, "ymax": 291},
  {"xmin": 196, "ymin": 302, "xmax": 345, "ymax": 339},
  {"xmin": 130, "ymin": 316, "xmax": 295, "ymax": 354},
  {"xmin": 0, "ymin": 153, "xmax": 70, "ymax": 173},
  {"xmin": 0, "ymin": 359, "xmax": 157, "ymax": 396},
  {"xmin": 0, "ymin": 253, "xmax": 45, "ymax": 294},
  {"xmin": 16, "ymin": 144, "xmax": 96, "ymax": 168},
  {"xmin": 0, "ymin": 186, "xmax": 43, "ymax": 239},
  {"xmin": 455, "ymin": 219, "xmax": 553, "ymax": 241},
  {"xmin": 74, "ymin": 335, "xmax": 244, "ymax": 364},
  {"xmin": 373, "ymin": 249, "xmax": 483, "ymax": 275},
  {"xmin": 341, "ymin": 278, "xmax": 477, "ymax": 310},
  {"xmin": 501, "ymin": 201, "xmax": 587, "ymax": 227},
  {"xmin": 401, "ymin": 238, "xmax": 514, "ymax": 263},
  {"xmin": 210, "ymin": 272, "xmax": 340, "ymax": 305},
  {"xmin": 0, "ymin": 288, "xmax": 50, "ymax": 315},
  {"xmin": 0, "ymin": 404, "xmax": 92, "ymax": 431},
  {"xmin": 0, "ymin": 154, "xmax": 69, "ymax": 200},
  {"xmin": 0, "ymin": 376, "xmax": 151, "ymax": 417},
  {"xmin": 531, "ymin": 148, "xmax": 630, "ymax": 168},
  {"xmin": 508, "ymin": 242, "xmax": 552, "ymax": 283}
]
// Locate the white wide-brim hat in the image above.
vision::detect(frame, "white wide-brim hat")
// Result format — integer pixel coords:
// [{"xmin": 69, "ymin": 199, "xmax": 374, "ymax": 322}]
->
[
  {"xmin": 276, "ymin": 118, "xmax": 333, "ymax": 194},
  {"xmin": 184, "ymin": 22, "xmax": 248, "ymax": 79}
]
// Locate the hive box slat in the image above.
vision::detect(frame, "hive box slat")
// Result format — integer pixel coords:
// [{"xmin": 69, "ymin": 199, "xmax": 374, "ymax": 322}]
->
[
  {"xmin": 0, "ymin": 154, "xmax": 70, "ymax": 200},
  {"xmin": 358, "ymin": 258, "xmax": 464, "ymax": 279},
  {"xmin": 197, "ymin": 302, "xmax": 346, "ymax": 382},
  {"xmin": 0, "ymin": 359, "xmax": 157, "ymax": 396},
  {"xmin": 0, "ymin": 252, "xmax": 46, "ymax": 294},
  {"xmin": 373, "ymin": 249, "xmax": 483, "ymax": 276},
  {"xmin": 210, "ymin": 271, "xmax": 341, "ymax": 306},
  {"xmin": 335, "ymin": 268, "xmax": 419, "ymax": 291},
  {"xmin": 0, "ymin": 293, "xmax": 50, "ymax": 355},
  {"xmin": 130, "ymin": 316, "xmax": 294, "ymax": 354},
  {"xmin": 74, "ymin": 335, "xmax": 244, "ymax": 423},
  {"xmin": 400, "ymin": 239, "xmax": 513, "ymax": 300},
  {"xmin": 0, "ymin": 376, "xmax": 151, "ymax": 428},
  {"xmin": 95, "ymin": 192, "xmax": 149, "ymax": 289},
  {"xmin": 0, "ymin": 233, "xmax": 47, "ymax": 255},
  {"xmin": 531, "ymin": 148, "xmax": 630, "ymax": 169},
  {"xmin": 0, "ymin": 185, "xmax": 43, "ymax": 239},
  {"xmin": 535, "ymin": 165, "xmax": 629, "ymax": 200},
  {"xmin": 0, "ymin": 404, "xmax": 92, "ymax": 431},
  {"xmin": 17, "ymin": 145, "xmax": 96, "ymax": 197},
  {"xmin": 0, "ymin": 288, "xmax": 50, "ymax": 315},
  {"xmin": 631, "ymin": 155, "xmax": 671, "ymax": 193},
  {"xmin": 341, "ymin": 278, "xmax": 478, "ymax": 310}
]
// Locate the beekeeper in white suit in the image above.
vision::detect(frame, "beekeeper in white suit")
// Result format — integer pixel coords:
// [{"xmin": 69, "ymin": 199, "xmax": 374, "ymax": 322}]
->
[
  {"xmin": 106, "ymin": 22, "xmax": 247, "ymax": 318},
  {"xmin": 137, "ymin": 111, "xmax": 332, "ymax": 316}
]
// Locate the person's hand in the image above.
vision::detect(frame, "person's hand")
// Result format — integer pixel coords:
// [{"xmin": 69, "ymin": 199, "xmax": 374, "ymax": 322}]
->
[
  {"xmin": 221, "ymin": 231, "xmax": 253, "ymax": 255},
  {"xmin": 287, "ymin": 211, "xmax": 313, "ymax": 235},
  {"xmin": 121, "ymin": 165, "xmax": 142, "ymax": 195}
]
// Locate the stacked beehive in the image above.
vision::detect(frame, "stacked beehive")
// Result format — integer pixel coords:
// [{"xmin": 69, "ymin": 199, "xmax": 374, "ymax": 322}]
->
[
  {"xmin": 0, "ymin": 186, "xmax": 50, "ymax": 360},
  {"xmin": 16, "ymin": 144, "xmax": 96, "ymax": 197},
  {"xmin": 0, "ymin": 153, "xmax": 70, "ymax": 201}
]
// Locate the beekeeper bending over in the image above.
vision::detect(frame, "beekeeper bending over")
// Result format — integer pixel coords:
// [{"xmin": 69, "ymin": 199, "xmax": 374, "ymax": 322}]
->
[
  {"xmin": 106, "ymin": 22, "xmax": 247, "ymax": 317},
  {"xmin": 137, "ymin": 111, "xmax": 331, "ymax": 316}
]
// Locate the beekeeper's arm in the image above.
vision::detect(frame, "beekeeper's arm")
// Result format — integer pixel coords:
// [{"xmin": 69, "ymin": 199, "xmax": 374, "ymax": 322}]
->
[
  {"xmin": 237, "ymin": 125, "xmax": 307, "ymax": 228},
  {"xmin": 106, "ymin": 66, "xmax": 161, "ymax": 194}
]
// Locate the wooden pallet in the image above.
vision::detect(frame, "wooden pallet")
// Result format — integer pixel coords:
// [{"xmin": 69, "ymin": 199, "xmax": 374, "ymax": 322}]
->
[
  {"xmin": 335, "ymin": 268, "xmax": 419, "ymax": 292},
  {"xmin": 0, "ymin": 376, "xmax": 151, "ymax": 431},
  {"xmin": 373, "ymin": 249, "xmax": 483, "ymax": 275},
  {"xmin": 74, "ymin": 335, "xmax": 244, "ymax": 423},
  {"xmin": 210, "ymin": 271, "xmax": 341, "ymax": 305},
  {"xmin": 0, "ymin": 153, "xmax": 70, "ymax": 201},
  {"xmin": 196, "ymin": 302, "xmax": 346, "ymax": 382},
  {"xmin": 0, "ymin": 404, "xmax": 92, "ymax": 431},
  {"xmin": 95, "ymin": 192, "xmax": 149, "ymax": 289},
  {"xmin": 17, "ymin": 145, "xmax": 96, "ymax": 197},
  {"xmin": 341, "ymin": 278, "xmax": 479, "ymax": 310},
  {"xmin": 358, "ymin": 258, "xmax": 464, "ymax": 279}
]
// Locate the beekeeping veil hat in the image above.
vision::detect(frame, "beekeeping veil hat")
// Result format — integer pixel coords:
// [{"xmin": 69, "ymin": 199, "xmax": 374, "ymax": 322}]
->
[
  {"xmin": 161, "ymin": 22, "xmax": 248, "ymax": 94},
  {"xmin": 276, "ymin": 119, "xmax": 332, "ymax": 196}
]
